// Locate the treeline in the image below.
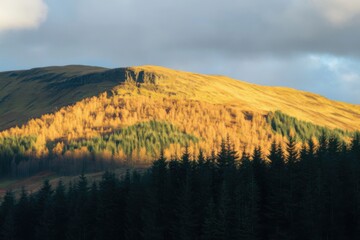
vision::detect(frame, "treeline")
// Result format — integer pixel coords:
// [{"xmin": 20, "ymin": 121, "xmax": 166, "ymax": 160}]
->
[
  {"xmin": 1, "ymin": 112, "xmax": 352, "ymax": 179},
  {"xmin": 267, "ymin": 110, "xmax": 353, "ymax": 141},
  {"xmin": 1, "ymin": 133, "xmax": 360, "ymax": 240},
  {"xmin": 0, "ymin": 121, "xmax": 197, "ymax": 178},
  {"xmin": 0, "ymin": 136, "xmax": 37, "ymax": 176}
]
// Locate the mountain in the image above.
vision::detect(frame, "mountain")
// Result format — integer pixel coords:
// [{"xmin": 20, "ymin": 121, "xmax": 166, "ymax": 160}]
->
[
  {"xmin": 0, "ymin": 65, "xmax": 359, "ymax": 176},
  {"xmin": 2, "ymin": 65, "xmax": 359, "ymax": 131}
]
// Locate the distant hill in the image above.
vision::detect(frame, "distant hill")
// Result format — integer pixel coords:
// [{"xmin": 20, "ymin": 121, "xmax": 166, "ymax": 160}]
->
[{"xmin": 0, "ymin": 65, "xmax": 359, "ymax": 176}]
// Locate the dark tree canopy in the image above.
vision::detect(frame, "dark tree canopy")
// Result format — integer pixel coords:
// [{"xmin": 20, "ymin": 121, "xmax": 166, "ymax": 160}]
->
[{"xmin": 1, "ymin": 135, "xmax": 360, "ymax": 240}]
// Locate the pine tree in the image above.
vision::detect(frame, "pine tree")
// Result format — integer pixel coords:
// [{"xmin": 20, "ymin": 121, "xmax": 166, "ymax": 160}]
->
[
  {"xmin": 251, "ymin": 146, "xmax": 268, "ymax": 240},
  {"xmin": 307, "ymin": 138, "xmax": 316, "ymax": 158},
  {"xmin": 125, "ymin": 172, "xmax": 146, "ymax": 240},
  {"xmin": 192, "ymin": 148, "xmax": 212, "ymax": 237},
  {"xmin": 97, "ymin": 171, "xmax": 124, "ymax": 239},
  {"xmin": 317, "ymin": 131, "xmax": 328, "ymax": 160},
  {"xmin": 177, "ymin": 145, "xmax": 192, "ymax": 183},
  {"xmin": 14, "ymin": 188, "xmax": 35, "ymax": 240},
  {"xmin": 237, "ymin": 151, "xmax": 259, "ymax": 240},
  {"xmin": 267, "ymin": 141, "xmax": 288, "ymax": 240},
  {"xmin": 142, "ymin": 191, "xmax": 163, "ymax": 240},
  {"xmin": 34, "ymin": 179, "xmax": 53, "ymax": 237},
  {"xmin": 350, "ymin": 132, "xmax": 360, "ymax": 160},
  {"xmin": 87, "ymin": 181, "xmax": 99, "ymax": 239},
  {"xmin": 0, "ymin": 190, "xmax": 16, "ymax": 240},
  {"xmin": 68, "ymin": 174, "xmax": 100, "ymax": 240},
  {"xmin": 268, "ymin": 140, "xmax": 285, "ymax": 169},
  {"xmin": 53, "ymin": 180, "xmax": 68, "ymax": 240},
  {"xmin": 201, "ymin": 199, "xmax": 225, "ymax": 240},
  {"xmin": 217, "ymin": 139, "xmax": 228, "ymax": 170},
  {"xmin": 197, "ymin": 149, "xmax": 205, "ymax": 167},
  {"xmin": 151, "ymin": 151, "xmax": 168, "ymax": 205},
  {"xmin": 286, "ymin": 136, "xmax": 298, "ymax": 165},
  {"xmin": 225, "ymin": 135, "xmax": 238, "ymax": 168},
  {"xmin": 285, "ymin": 136, "xmax": 300, "ymax": 239},
  {"xmin": 36, "ymin": 199, "xmax": 56, "ymax": 240},
  {"xmin": 173, "ymin": 178, "xmax": 196, "ymax": 240}
]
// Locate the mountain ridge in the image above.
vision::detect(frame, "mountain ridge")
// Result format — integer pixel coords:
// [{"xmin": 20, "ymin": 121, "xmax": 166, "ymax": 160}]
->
[
  {"xmin": 124, "ymin": 65, "xmax": 360, "ymax": 131},
  {"xmin": 1, "ymin": 64, "xmax": 360, "ymax": 132}
]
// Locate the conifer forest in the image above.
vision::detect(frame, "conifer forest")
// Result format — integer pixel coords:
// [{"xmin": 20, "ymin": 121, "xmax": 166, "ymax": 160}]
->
[{"xmin": 1, "ymin": 133, "xmax": 360, "ymax": 240}]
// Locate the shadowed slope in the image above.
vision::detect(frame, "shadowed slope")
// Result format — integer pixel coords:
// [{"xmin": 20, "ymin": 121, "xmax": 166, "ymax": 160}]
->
[{"xmin": 0, "ymin": 65, "xmax": 126, "ymax": 130}]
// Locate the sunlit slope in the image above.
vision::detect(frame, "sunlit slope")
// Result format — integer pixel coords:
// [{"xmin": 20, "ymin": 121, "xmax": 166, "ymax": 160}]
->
[
  {"xmin": 1, "ymin": 65, "xmax": 359, "ymax": 132},
  {"xmin": 0, "ymin": 65, "xmax": 359, "ymax": 161},
  {"xmin": 127, "ymin": 66, "xmax": 360, "ymax": 131},
  {"xmin": 0, "ymin": 65, "xmax": 131, "ymax": 130}
]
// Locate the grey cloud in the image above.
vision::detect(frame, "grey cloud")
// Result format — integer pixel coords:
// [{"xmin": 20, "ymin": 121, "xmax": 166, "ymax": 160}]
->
[
  {"xmin": 3, "ymin": 0, "xmax": 360, "ymax": 61},
  {"xmin": 0, "ymin": 0, "xmax": 359, "ymax": 103}
]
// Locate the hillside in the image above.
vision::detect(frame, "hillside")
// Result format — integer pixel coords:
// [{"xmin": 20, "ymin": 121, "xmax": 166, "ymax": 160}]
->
[
  {"xmin": 0, "ymin": 65, "xmax": 359, "ymax": 176},
  {"xmin": 124, "ymin": 66, "xmax": 360, "ymax": 130},
  {"xmin": 0, "ymin": 65, "xmax": 129, "ymax": 130},
  {"xmin": 2, "ymin": 65, "xmax": 360, "ymax": 131}
]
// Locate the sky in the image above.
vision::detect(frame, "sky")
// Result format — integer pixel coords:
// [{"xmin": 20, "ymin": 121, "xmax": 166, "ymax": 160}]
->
[{"xmin": 0, "ymin": 0, "xmax": 360, "ymax": 104}]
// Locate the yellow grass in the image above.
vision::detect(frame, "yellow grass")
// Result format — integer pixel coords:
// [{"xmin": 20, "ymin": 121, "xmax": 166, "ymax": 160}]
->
[{"xmin": 128, "ymin": 66, "xmax": 360, "ymax": 131}]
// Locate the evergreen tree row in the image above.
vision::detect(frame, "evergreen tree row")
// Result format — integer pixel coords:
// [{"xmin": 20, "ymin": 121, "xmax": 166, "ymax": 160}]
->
[
  {"xmin": 267, "ymin": 111, "xmax": 352, "ymax": 141},
  {"xmin": 1, "ymin": 133, "xmax": 360, "ymax": 240}
]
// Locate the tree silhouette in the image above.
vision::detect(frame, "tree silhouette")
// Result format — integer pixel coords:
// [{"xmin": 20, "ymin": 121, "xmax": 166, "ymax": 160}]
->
[{"xmin": 0, "ymin": 136, "xmax": 360, "ymax": 240}]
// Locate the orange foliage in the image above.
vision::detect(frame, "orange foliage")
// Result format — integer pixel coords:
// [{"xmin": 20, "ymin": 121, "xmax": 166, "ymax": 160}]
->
[{"xmin": 0, "ymin": 87, "xmax": 289, "ymax": 160}]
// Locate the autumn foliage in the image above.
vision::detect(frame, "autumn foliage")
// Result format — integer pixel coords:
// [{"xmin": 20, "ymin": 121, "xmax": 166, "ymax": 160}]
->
[{"xmin": 0, "ymin": 66, "xmax": 358, "ymax": 177}]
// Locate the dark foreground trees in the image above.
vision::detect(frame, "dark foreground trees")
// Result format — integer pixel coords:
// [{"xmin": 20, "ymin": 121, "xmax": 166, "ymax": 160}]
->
[{"xmin": 1, "ymin": 133, "xmax": 360, "ymax": 240}]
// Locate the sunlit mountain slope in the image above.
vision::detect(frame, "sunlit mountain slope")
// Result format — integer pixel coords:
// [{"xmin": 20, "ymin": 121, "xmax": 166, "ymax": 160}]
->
[
  {"xmin": 126, "ymin": 66, "xmax": 360, "ymax": 131},
  {"xmin": 0, "ymin": 65, "xmax": 359, "ymax": 166}
]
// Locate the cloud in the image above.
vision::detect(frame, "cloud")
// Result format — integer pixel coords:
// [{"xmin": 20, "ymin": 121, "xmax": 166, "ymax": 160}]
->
[
  {"xmin": 0, "ymin": 0, "xmax": 359, "ymax": 103},
  {"xmin": 341, "ymin": 73, "xmax": 360, "ymax": 83},
  {"xmin": 0, "ymin": 0, "xmax": 48, "ymax": 32},
  {"xmin": 312, "ymin": 0, "xmax": 360, "ymax": 25},
  {"xmin": 3, "ymin": 0, "xmax": 360, "ymax": 60}
]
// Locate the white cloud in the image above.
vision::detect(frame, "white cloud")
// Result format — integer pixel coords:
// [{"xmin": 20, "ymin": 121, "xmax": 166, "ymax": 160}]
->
[
  {"xmin": 312, "ymin": 0, "xmax": 360, "ymax": 25},
  {"xmin": 340, "ymin": 73, "xmax": 360, "ymax": 83},
  {"xmin": 0, "ymin": 0, "xmax": 48, "ymax": 32}
]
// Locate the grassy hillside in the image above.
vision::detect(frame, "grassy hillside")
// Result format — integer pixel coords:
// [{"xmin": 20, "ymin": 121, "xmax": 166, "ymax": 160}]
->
[
  {"xmin": 0, "ymin": 65, "xmax": 359, "ymax": 176},
  {"xmin": 125, "ymin": 66, "xmax": 360, "ymax": 131},
  {"xmin": 0, "ymin": 65, "xmax": 130, "ymax": 130},
  {"xmin": 2, "ymin": 65, "xmax": 360, "ymax": 132}
]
